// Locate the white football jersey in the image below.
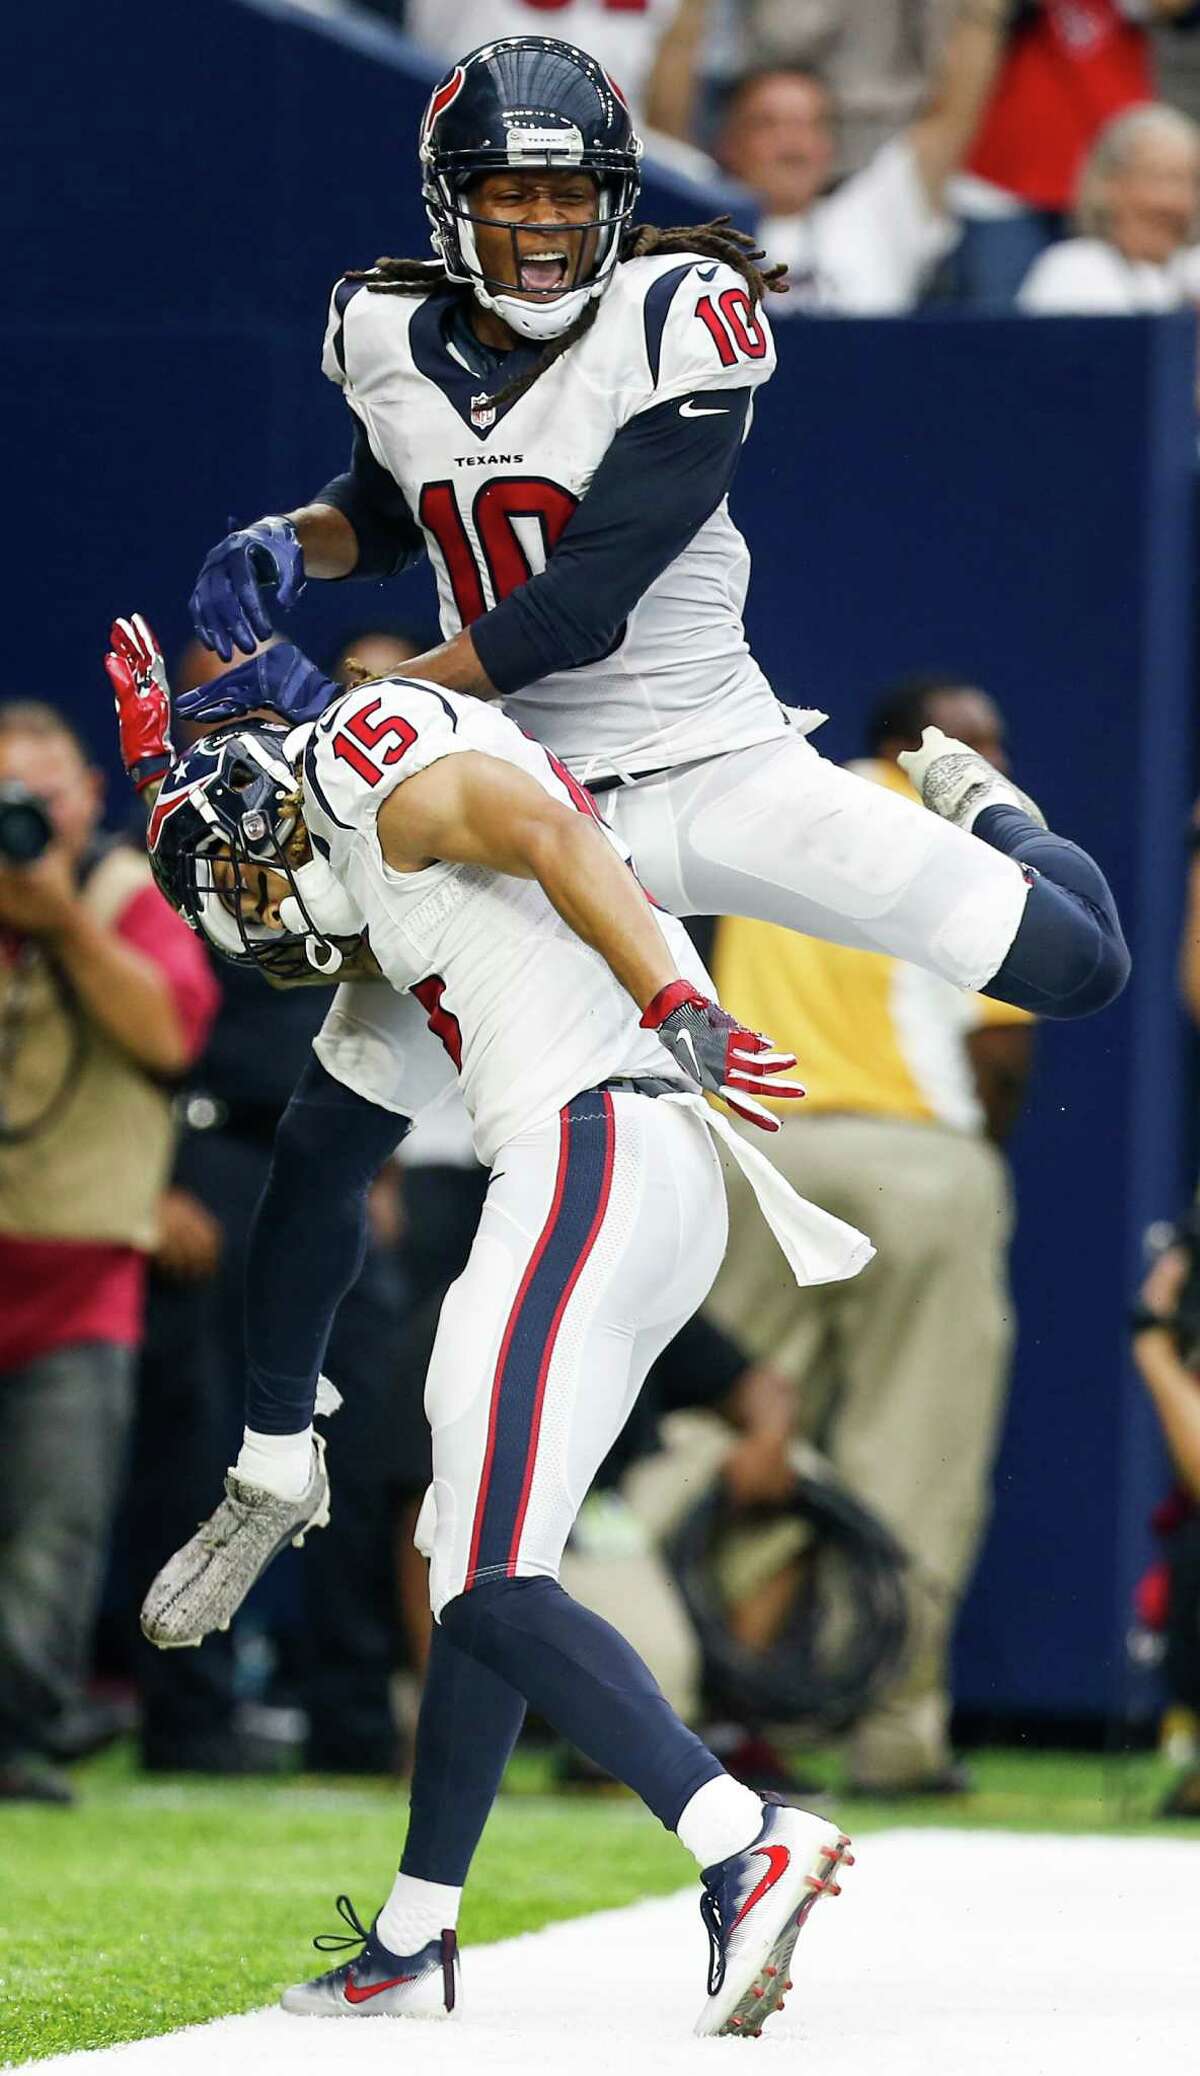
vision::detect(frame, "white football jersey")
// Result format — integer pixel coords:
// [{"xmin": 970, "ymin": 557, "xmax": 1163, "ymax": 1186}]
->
[
  {"xmin": 403, "ymin": 1, "xmax": 680, "ymax": 121},
  {"xmin": 322, "ymin": 252, "xmax": 789, "ymax": 783},
  {"xmin": 298, "ymin": 676, "xmax": 708, "ymax": 1165}
]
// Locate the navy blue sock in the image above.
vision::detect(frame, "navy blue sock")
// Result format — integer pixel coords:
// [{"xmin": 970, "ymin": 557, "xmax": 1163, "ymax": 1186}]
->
[
  {"xmin": 975, "ymin": 805, "xmax": 1130, "ymax": 1020},
  {"xmin": 400, "ymin": 1625, "xmax": 526, "ymax": 1886},
  {"xmin": 243, "ymin": 1058, "xmax": 410, "ymax": 1433},
  {"xmin": 440, "ymin": 1576, "xmax": 723, "ymax": 1831}
]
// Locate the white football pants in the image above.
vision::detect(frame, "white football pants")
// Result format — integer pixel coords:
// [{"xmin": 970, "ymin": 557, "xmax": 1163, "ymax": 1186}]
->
[
  {"xmin": 313, "ymin": 731, "xmax": 1030, "ymax": 1121},
  {"xmin": 412, "ymin": 1088, "xmax": 727, "ymax": 1619},
  {"xmin": 604, "ymin": 733, "xmax": 1028, "ymax": 991}
]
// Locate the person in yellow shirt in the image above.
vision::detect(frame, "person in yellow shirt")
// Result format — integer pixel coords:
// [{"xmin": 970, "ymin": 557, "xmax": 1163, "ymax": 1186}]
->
[{"xmin": 707, "ymin": 674, "xmax": 1034, "ymax": 1794}]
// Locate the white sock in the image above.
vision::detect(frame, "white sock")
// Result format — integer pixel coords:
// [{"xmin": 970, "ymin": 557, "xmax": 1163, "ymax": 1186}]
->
[
  {"xmin": 376, "ymin": 1871, "xmax": 462, "ymax": 1956},
  {"xmin": 233, "ymin": 1426, "xmax": 313, "ymax": 1501},
  {"xmin": 676, "ymin": 1774, "xmax": 765, "ymax": 1870}
]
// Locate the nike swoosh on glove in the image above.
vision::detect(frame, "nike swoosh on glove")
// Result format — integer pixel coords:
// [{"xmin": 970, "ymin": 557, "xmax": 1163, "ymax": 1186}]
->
[
  {"xmin": 175, "ymin": 642, "xmax": 339, "ymax": 726},
  {"xmin": 190, "ymin": 515, "xmax": 305, "ymax": 662},
  {"xmin": 640, "ymin": 980, "xmax": 805, "ymax": 1133},
  {"xmin": 105, "ymin": 613, "xmax": 174, "ymax": 795}
]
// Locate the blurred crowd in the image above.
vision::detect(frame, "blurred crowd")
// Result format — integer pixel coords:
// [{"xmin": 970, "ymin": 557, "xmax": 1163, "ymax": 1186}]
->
[
  {"xmin": 6, "ymin": 0, "xmax": 1200, "ymax": 1814},
  {"xmin": 370, "ymin": 0, "xmax": 1200, "ymax": 317}
]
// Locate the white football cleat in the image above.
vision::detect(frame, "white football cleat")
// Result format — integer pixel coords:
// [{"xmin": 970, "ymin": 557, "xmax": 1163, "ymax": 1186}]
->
[
  {"xmin": 140, "ymin": 1437, "xmax": 330, "ymax": 1649},
  {"xmin": 693, "ymin": 1800, "xmax": 852, "ymax": 2040},
  {"xmin": 898, "ymin": 725, "xmax": 1046, "ymax": 833}
]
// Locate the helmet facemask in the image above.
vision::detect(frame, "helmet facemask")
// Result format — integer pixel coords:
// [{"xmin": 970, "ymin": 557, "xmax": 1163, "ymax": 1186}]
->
[
  {"xmin": 148, "ymin": 727, "xmax": 360, "ymax": 982},
  {"xmin": 427, "ymin": 162, "xmax": 640, "ymax": 343}
]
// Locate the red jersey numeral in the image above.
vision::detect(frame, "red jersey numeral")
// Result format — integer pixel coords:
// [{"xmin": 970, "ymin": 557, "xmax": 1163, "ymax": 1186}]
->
[
  {"xmin": 331, "ymin": 698, "xmax": 418, "ymax": 786},
  {"xmin": 419, "ymin": 483, "xmax": 487, "ymax": 625},
  {"xmin": 413, "ymin": 975, "xmax": 463, "ymax": 1070},
  {"xmin": 695, "ymin": 288, "xmax": 768, "ymax": 367},
  {"xmin": 420, "ymin": 476, "xmax": 579, "ymax": 626}
]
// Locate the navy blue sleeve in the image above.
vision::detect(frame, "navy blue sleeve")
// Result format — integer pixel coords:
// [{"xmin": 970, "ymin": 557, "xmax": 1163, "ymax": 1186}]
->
[
  {"xmin": 315, "ymin": 418, "xmax": 428, "ymax": 583},
  {"xmin": 470, "ymin": 388, "xmax": 753, "ymax": 696}
]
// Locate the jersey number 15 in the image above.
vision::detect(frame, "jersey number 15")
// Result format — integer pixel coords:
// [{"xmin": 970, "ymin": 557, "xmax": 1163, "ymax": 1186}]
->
[{"xmin": 331, "ymin": 698, "xmax": 418, "ymax": 786}]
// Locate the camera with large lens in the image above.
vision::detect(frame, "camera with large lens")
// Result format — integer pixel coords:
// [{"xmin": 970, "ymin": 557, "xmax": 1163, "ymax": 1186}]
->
[{"xmin": 0, "ymin": 780, "xmax": 53, "ymax": 865}]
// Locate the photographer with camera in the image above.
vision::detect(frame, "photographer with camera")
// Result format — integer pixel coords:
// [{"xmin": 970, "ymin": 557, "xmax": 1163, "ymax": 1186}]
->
[
  {"xmin": 0, "ymin": 698, "xmax": 217, "ymax": 1803},
  {"xmin": 1131, "ymin": 1238, "xmax": 1200, "ymax": 1815}
]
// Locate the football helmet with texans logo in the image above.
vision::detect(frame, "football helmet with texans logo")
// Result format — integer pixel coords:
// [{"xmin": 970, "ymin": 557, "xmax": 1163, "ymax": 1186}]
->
[
  {"xmin": 147, "ymin": 724, "xmax": 362, "ymax": 982},
  {"xmin": 420, "ymin": 35, "xmax": 643, "ymax": 342}
]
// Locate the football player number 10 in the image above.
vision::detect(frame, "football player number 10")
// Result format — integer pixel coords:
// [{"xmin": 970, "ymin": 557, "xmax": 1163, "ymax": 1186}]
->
[{"xmin": 418, "ymin": 292, "xmax": 766, "ymax": 626}]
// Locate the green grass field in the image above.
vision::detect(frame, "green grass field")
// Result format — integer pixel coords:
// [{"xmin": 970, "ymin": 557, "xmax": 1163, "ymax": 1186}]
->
[{"xmin": 0, "ymin": 1742, "xmax": 1189, "ymax": 2069}]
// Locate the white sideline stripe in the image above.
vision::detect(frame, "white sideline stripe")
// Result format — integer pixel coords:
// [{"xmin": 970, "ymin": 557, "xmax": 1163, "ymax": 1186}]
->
[{"xmin": 25, "ymin": 1828, "xmax": 1200, "ymax": 2074}]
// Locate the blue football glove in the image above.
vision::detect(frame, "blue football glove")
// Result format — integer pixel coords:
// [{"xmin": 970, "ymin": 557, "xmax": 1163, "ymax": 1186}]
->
[
  {"xmin": 175, "ymin": 642, "xmax": 339, "ymax": 727},
  {"xmin": 190, "ymin": 515, "xmax": 306, "ymax": 661}
]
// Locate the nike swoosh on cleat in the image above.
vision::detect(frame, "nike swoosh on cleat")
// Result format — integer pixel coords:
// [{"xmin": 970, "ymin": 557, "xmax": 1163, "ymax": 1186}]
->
[
  {"xmin": 679, "ymin": 398, "xmax": 729, "ymax": 418},
  {"xmin": 731, "ymin": 1845, "xmax": 791, "ymax": 1932},
  {"xmin": 343, "ymin": 1972, "xmax": 417, "ymax": 2003}
]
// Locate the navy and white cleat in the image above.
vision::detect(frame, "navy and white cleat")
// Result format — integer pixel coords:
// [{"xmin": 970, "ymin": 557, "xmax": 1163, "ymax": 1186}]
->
[
  {"xmin": 280, "ymin": 1893, "xmax": 458, "ymax": 2019},
  {"xmin": 693, "ymin": 1801, "xmax": 852, "ymax": 2040}
]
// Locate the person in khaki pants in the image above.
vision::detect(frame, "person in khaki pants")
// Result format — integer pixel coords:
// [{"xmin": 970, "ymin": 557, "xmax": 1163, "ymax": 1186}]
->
[{"xmin": 705, "ymin": 675, "xmax": 1034, "ymax": 1793}]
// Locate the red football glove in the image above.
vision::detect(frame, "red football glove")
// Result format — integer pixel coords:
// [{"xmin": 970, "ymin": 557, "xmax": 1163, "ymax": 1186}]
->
[
  {"xmin": 640, "ymin": 980, "xmax": 805, "ymax": 1133},
  {"xmin": 105, "ymin": 613, "xmax": 174, "ymax": 795}
]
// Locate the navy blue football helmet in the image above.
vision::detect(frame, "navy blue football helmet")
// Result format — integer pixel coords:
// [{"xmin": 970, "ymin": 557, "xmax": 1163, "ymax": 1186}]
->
[
  {"xmin": 420, "ymin": 36, "xmax": 643, "ymax": 343},
  {"xmin": 147, "ymin": 724, "xmax": 359, "ymax": 981}
]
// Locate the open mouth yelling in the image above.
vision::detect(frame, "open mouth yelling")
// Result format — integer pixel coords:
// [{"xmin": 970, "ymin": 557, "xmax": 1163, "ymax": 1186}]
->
[{"xmin": 517, "ymin": 250, "xmax": 570, "ymax": 295}]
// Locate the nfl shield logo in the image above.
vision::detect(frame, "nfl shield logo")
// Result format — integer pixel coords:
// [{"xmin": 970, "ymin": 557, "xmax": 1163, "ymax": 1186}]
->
[{"xmin": 471, "ymin": 392, "xmax": 496, "ymax": 431}]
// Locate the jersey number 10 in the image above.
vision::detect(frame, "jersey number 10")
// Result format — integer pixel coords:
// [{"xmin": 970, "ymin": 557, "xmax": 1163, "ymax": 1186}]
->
[
  {"xmin": 695, "ymin": 288, "xmax": 768, "ymax": 368},
  {"xmin": 420, "ymin": 477, "xmax": 578, "ymax": 626}
]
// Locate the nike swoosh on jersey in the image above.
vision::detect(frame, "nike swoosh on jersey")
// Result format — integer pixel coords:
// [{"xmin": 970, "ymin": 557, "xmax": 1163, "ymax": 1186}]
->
[
  {"xmin": 679, "ymin": 398, "xmax": 729, "ymax": 418},
  {"xmin": 343, "ymin": 1972, "xmax": 417, "ymax": 2004}
]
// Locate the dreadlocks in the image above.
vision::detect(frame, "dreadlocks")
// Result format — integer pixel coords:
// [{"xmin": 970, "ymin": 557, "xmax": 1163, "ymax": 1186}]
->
[{"xmin": 343, "ymin": 218, "xmax": 787, "ymax": 413}]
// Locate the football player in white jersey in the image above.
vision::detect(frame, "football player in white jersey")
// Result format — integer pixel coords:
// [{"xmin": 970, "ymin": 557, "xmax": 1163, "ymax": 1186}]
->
[
  {"xmin": 113, "ymin": 617, "xmax": 863, "ymax": 2039},
  {"xmin": 186, "ymin": 34, "xmax": 1128, "ymax": 1082}
]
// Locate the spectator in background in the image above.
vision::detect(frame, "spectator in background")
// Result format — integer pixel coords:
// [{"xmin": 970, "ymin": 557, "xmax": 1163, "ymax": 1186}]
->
[
  {"xmin": 329, "ymin": 624, "xmax": 424, "ymax": 686},
  {"xmin": 953, "ymin": 0, "xmax": 1200, "ymax": 307},
  {"xmin": 732, "ymin": 0, "xmax": 952, "ymax": 181},
  {"xmin": 714, "ymin": 0, "xmax": 1014, "ymax": 315},
  {"xmin": 401, "ymin": 0, "xmax": 710, "ymax": 132},
  {"xmin": 1018, "ymin": 102, "xmax": 1200, "ymax": 308},
  {"xmin": 702, "ymin": 675, "xmax": 1034, "ymax": 1794},
  {"xmin": 0, "ymin": 702, "xmax": 216, "ymax": 1802}
]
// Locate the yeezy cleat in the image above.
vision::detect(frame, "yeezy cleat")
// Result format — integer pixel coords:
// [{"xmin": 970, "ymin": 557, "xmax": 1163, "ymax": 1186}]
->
[
  {"xmin": 693, "ymin": 1800, "xmax": 852, "ymax": 2040},
  {"xmin": 140, "ymin": 1436, "xmax": 329, "ymax": 1649},
  {"xmin": 280, "ymin": 1893, "xmax": 458, "ymax": 2018},
  {"xmin": 898, "ymin": 725, "xmax": 1046, "ymax": 833}
]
